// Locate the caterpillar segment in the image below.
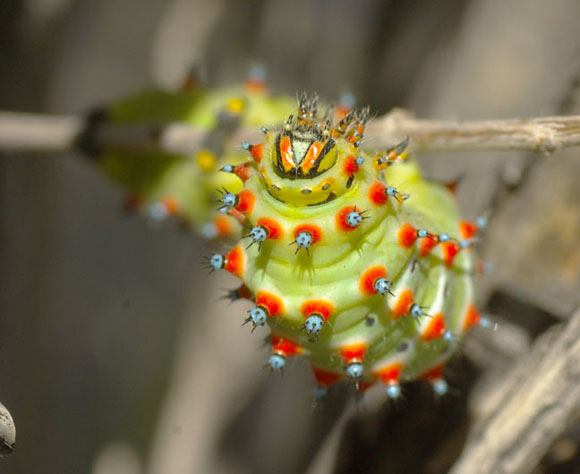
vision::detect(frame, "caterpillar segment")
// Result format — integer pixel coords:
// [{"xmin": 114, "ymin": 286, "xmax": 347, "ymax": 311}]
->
[
  {"xmin": 94, "ymin": 69, "xmax": 299, "ymax": 238},
  {"xmin": 213, "ymin": 96, "xmax": 485, "ymax": 401}
]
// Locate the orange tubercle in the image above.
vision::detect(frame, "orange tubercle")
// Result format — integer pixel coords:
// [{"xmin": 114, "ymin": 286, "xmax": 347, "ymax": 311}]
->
[
  {"xmin": 462, "ymin": 303, "xmax": 481, "ymax": 333},
  {"xmin": 256, "ymin": 291, "xmax": 285, "ymax": 317},
  {"xmin": 442, "ymin": 241, "xmax": 461, "ymax": 267},
  {"xmin": 257, "ymin": 217, "xmax": 284, "ymax": 240},
  {"xmin": 356, "ymin": 380, "xmax": 375, "ymax": 393},
  {"xmin": 334, "ymin": 105, "xmax": 351, "ymax": 121},
  {"xmin": 339, "ymin": 343, "xmax": 368, "ymax": 364},
  {"xmin": 419, "ymin": 236, "xmax": 438, "ymax": 257},
  {"xmin": 368, "ymin": 182, "xmax": 388, "ymax": 206},
  {"xmin": 124, "ymin": 193, "xmax": 142, "ymax": 212},
  {"xmin": 161, "ymin": 196, "xmax": 179, "ymax": 215},
  {"xmin": 234, "ymin": 163, "xmax": 252, "ymax": 181},
  {"xmin": 271, "ymin": 334, "xmax": 301, "ymax": 357},
  {"xmin": 293, "ymin": 223, "xmax": 323, "ymax": 244},
  {"xmin": 374, "ymin": 362, "xmax": 403, "ymax": 385},
  {"xmin": 181, "ymin": 73, "xmax": 201, "ymax": 91},
  {"xmin": 421, "ymin": 313, "xmax": 447, "ymax": 341},
  {"xmin": 249, "ymin": 144, "xmax": 263, "ymax": 163},
  {"xmin": 445, "ymin": 178, "xmax": 461, "ymax": 196},
  {"xmin": 245, "ymin": 77, "xmax": 268, "ymax": 94},
  {"xmin": 392, "ymin": 289, "xmax": 414, "ymax": 319},
  {"xmin": 359, "ymin": 265, "xmax": 388, "ymax": 296},
  {"xmin": 311, "ymin": 366, "xmax": 343, "ymax": 387},
  {"xmin": 300, "ymin": 300, "xmax": 334, "ymax": 321},
  {"xmin": 235, "ymin": 189, "xmax": 255, "ymax": 215},
  {"xmin": 214, "ymin": 214, "xmax": 235, "ymax": 238},
  {"xmin": 459, "ymin": 220, "xmax": 478, "ymax": 239},
  {"xmin": 419, "ymin": 364, "xmax": 445, "ymax": 382},
  {"xmin": 342, "ymin": 155, "xmax": 359, "ymax": 176},
  {"xmin": 398, "ymin": 223, "xmax": 418, "ymax": 248},
  {"xmin": 224, "ymin": 245, "xmax": 246, "ymax": 278},
  {"xmin": 236, "ymin": 284, "xmax": 254, "ymax": 300},
  {"xmin": 335, "ymin": 205, "xmax": 359, "ymax": 232}
]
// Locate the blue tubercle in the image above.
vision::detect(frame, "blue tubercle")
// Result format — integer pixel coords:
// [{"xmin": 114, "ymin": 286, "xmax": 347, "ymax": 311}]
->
[
  {"xmin": 247, "ymin": 306, "xmax": 268, "ymax": 326},
  {"xmin": 269, "ymin": 354, "xmax": 286, "ymax": 371},
  {"xmin": 386, "ymin": 383, "xmax": 401, "ymax": 399},
  {"xmin": 374, "ymin": 277, "xmax": 394, "ymax": 296},
  {"xmin": 346, "ymin": 210, "xmax": 363, "ymax": 228},
  {"xmin": 346, "ymin": 362, "xmax": 364, "ymax": 379},
  {"xmin": 433, "ymin": 379, "xmax": 448, "ymax": 396},
  {"xmin": 304, "ymin": 314, "xmax": 324, "ymax": 338}
]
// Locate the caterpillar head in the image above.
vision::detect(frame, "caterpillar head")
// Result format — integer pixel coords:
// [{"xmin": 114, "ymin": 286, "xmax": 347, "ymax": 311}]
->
[{"xmin": 255, "ymin": 96, "xmax": 367, "ymax": 207}]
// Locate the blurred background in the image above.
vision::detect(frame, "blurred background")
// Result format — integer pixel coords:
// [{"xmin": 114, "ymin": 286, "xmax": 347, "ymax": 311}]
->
[{"xmin": 1, "ymin": 0, "xmax": 579, "ymax": 473}]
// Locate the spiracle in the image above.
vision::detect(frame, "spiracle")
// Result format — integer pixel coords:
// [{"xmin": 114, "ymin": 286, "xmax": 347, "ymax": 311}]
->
[{"xmin": 212, "ymin": 95, "xmax": 487, "ymax": 400}]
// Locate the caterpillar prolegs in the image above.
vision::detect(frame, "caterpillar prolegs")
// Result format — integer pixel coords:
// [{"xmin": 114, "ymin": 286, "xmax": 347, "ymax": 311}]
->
[{"xmin": 210, "ymin": 96, "xmax": 488, "ymax": 400}]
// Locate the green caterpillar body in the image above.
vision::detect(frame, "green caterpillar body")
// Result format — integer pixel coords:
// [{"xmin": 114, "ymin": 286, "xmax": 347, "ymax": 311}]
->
[
  {"xmin": 98, "ymin": 79, "xmax": 296, "ymax": 238},
  {"xmin": 95, "ymin": 78, "xmax": 485, "ymax": 400},
  {"xmin": 212, "ymin": 97, "xmax": 484, "ymax": 399}
]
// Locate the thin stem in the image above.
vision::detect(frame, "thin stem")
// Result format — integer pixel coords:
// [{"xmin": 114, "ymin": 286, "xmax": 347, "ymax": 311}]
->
[
  {"xmin": 0, "ymin": 112, "xmax": 82, "ymax": 153},
  {"xmin": 367, "ymin": 109, "xmax": 580, "ymax": 154},
  {"xmin": 2, "ymin": 110, "xmax": 580, "ymax": 156}
]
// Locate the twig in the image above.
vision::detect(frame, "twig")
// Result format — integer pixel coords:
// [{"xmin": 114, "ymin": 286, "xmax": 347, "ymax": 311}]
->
[
  {"xmin": 449, "ymin": 307, "xmax": 580, "ymax": 474},
  {"xmin": 0, "ymin": 112, "xmax": 83, "ymax": 153},
  {"xmin": 2, "ymin": 110, "xmax": 580, "ymax": 156},
  {"xmin": 0, "ymin": 401, "xmax": 15, "ymax": 456},
  {"xmin": 366, "ymin": 109, "xmax": 580, "ymax": 153}
]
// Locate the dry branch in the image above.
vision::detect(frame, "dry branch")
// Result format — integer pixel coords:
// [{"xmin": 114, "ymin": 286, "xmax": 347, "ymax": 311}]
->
[
  {"xmin": 0, "ymin": 112, "xmax": 83, "ymax": 154},
  {"xmin": 2, "ymin": 110, "xmax": 580, "ymax": 156},
  {"xmin": 449, "ymin": 307, "xmax": 580, "ymax": 474},
  {"xmin": 367, "ymin": 109, "xmax": 580, "ymax": 153}
]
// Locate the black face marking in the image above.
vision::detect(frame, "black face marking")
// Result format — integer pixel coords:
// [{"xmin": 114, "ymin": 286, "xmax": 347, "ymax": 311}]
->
[
  {"xmin": 307, "ymin": 192, "xmax": 336, "ymax": 206},
  {"xmin": 365, "ymin": 316, "xmax": 375, "ymax": 327},
  {"xmin": 411, "ymin": 259, "xmax": 418, "ymax": 273},
  {"xmin": 273, "ymin": 132, "xmax": 336, "ymax": 180},
  {"xmin": 309, "ymin": 138, "xmax": 335, "ymax": 176},
  {"xmin": 275, "ymin": 133, "xmax": 285, "ymax": 176},
  {"xmin": 346, "ymin": 175, "xmax": 354, "ymax": 189}
]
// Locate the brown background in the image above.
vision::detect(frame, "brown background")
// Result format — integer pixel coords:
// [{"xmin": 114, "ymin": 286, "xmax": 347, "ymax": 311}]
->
[{"xmin": 1, "ymin": 1, "xmax": 579, "ymax": 473}]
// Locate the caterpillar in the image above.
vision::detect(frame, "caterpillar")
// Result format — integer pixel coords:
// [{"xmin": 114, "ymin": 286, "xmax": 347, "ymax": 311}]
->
[
  {"xmin": 92, "ymin": 75, "xmax": 487, "ymax": 401},
  {"xmin": 209, "ymin": 95, "xmax": 488, "ymax": 400}
]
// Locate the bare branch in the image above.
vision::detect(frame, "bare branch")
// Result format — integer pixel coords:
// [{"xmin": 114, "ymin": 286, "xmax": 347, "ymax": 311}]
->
[
  {"xmin": 2, "ymin": 110, "xmax": 580, "ymax": 156},
  {"xmin": 366, "ymin": 109, "xmax": 580, "ymax": 153},
  {"xmin": 0, "ymin": 112, "xmax": 82, "ymax": 153},
  {"xmin": 449, "ymin": 307, "xmax": 580, "ymax": 474}
]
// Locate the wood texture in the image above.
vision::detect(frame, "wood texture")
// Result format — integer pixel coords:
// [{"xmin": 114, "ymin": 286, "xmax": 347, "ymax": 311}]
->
[{"xmin": 449, "ymin": 307, "xmax": 580, "ymax": 474}]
